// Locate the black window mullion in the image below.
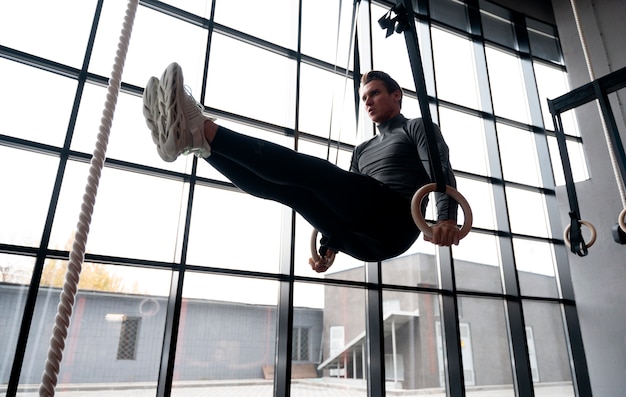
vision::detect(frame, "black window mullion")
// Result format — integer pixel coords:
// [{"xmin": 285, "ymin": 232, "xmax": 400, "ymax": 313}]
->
[{"xmin": 515, "ymin": 12, "xmax": 593, "ymax": 397}]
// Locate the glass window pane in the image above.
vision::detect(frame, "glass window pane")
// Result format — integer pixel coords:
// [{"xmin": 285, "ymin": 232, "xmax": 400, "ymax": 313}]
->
[
  {"xmin": 547, "ymin": 135, "xmax": 590, "ymax": 185},
  {"xmin": 173, "ymin": 273, "xmax": 279, "ymax": 395},
  {"xmin": 533, "ymin": 62, "xmax": 574, "ymax": 131},
  {"xmin": 0, "ymin": 60, "xmax": 77, "ymax": 147},
  {"xmin": 92, "ymin": 4, "xmax": 209, "ymax": 88},
  {"xmin": 371, "ymin": 4, "xmax": 417, "ymax": 93},
  {"xmin": 526, "ymin": 18, "xmax": 562, "ymax": 64},
  {"xmin": 0, "ymin": 0, "xmax": 97, "ymax": 67},
  {"xmin": 455, "ymin": 178, "xmax": 496, "ymax": 231},
  {"xmin": 506, "ymin": 187, "xmax": 550, "ymax": 238},
  {"xmin": 0, "ymin": 147, "xmax": 59, "ymax": 248},
  {"xmin": 206, "ymin": 33, "xmax": 297, "ymax": 128},
  {"xmin": 291, "ymin": 282, "xmax": 361, "ymax": 394},
  {"xmin": 312, "ymin": 283, "xmax": 367, "ymax": 396},
  {"xmin": 299, "ymin": 64, "xmax": 358, "ymax": 146},
  {"xmin": 479, "ymin": 2, "xmax": 516, "ymax": 50},
  {"xmin": 49, "ymin": 163, "xmax": 190, "ymax": 261},
  {"xmin": 0, "ymin": 254, "xmax": 33, "ymax": 380},
  {"xmin": 19, "ymin": 261, "xmax": 170, "ymax": 389},
  {"xmin": 301, "ymin": 0, "xmax": 354, "ymax": 65},
  {"xmin": 457, "ymin": 297, "xmax": 514, "ymax": 393},
  {"xmin": 432, "ymin": 28, "xmax": 481, "ymax": 110},
  {"xmin": 382, "ymin": 290, "xmax": 446, "ymax": 393},
  {"xmin": 523, "ymin": 301, "xmax": 576, "ymax": 396},
  {"xmin": 214, "ymin": 0, "xmax": 299, "ymax": 50},
  {"xmin": 513, "ymin": 238, "xmax": 558, "ymax": 298},
  {"xmin": 453, "ymin": 233, "xmax": 503, "ymax": 294},
  {"xmin": 439, "ymin": 108, "xmax": 489, "ymax": 175},
  {"xmin": 187, "ymin": 185, "xmax": 284, "ymax": 273},
  {"xmin": 497, "ymin": 123, "xmax": 542, "ymax": 186},
  {"xmin": 382, "ymin": 252, "xmax": 438, "ymax": 288},
  {"xmin": 430, "ymin": 0, "xmax": 470, "ymax": 32},
  {"xmin": 486, "ymin": 47, "xmax": 531, "ymax": 124}
]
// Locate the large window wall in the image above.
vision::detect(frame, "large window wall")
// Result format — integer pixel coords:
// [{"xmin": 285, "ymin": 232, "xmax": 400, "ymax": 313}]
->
[{"xmin": 0, "ymin": 0, "xmax": 590, "ymax": 396}]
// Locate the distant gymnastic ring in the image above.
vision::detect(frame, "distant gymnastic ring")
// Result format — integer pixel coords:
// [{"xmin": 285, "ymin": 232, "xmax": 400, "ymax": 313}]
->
[
  {"xmin": 310, "ymin": 229, "xmax": 335, "ymax": 267},
  {"xmin": 410, "ymin": 183, "xmax": 473, "ymax": 240},
  {"xmin": 563, "ymin": 220, "xmax": 597, "ymax": 248},
  {"xmin": 619, "ymin": 208, "xmax": 626, "ymax": 233},
  {"xmin": 139, "ymin": 298, "xmax": 160, "ymax": 317}
]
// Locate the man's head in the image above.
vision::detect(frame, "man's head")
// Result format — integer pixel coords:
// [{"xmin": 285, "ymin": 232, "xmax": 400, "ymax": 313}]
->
[{"xmin": 360, "ymin": 71, "xmax": 403, "ymax": 124}]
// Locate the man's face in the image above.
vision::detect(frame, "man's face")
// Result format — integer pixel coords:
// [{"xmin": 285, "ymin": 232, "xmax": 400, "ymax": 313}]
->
[{"xmin": 360, "ymin": 79, "xmax": 401, "ymax": 124}]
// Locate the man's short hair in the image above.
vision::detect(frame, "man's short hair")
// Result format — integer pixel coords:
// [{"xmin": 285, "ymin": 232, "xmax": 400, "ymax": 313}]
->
[{"xmin": 360, "ymin": 70, "xmax": 402, "ymax": 106}]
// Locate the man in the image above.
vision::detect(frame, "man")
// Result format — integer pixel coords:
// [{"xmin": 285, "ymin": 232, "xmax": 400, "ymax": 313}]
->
[{"xmin": 143, "ymin": 63, "xmax": 459, "ymax": 273}]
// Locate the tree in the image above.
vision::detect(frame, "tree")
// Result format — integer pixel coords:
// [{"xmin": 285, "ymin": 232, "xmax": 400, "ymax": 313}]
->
[
  {"xmin": 40, "ymin": 231, "xmax": 124, "ymax": 292},
  {"xmin": 40, "ymin": 260, "xmax": 124, "ymax": 292}
]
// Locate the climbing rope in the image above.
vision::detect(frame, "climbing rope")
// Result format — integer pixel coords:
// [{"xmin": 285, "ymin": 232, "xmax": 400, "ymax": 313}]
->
[
  {"xmin": 39, "ymin": 0, "xmax": 139, "ymax": 395},
  {"xmin": 570, "ymin": 0, "xmax": 626, "ymax": 233}
]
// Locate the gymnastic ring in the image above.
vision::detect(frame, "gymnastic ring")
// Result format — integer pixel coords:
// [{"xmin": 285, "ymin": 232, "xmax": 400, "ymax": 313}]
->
[
  {"xmin": 410, "ymin": 183, "xmax": 473, "ymax": 240},
  {"xmin": 563, "ymin": 220, "xmax": 597, "ymax": 248},
  {"xmin": 310, "ymin": 229, "xmax": 335, "ymax": 267},
  {"xmin": 618, "ymin": 208, "xmax": 626, "ymax": 234}
]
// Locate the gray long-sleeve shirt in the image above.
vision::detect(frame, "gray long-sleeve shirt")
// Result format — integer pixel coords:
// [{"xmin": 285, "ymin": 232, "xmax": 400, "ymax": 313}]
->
[{"xmin": 349, "ymin": 114, "xmax": 457, "ymax": 222}]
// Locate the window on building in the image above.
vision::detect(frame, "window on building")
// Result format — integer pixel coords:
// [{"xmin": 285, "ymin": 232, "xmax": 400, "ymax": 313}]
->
[
  {"xmin": 117, "ymin": 316, "xmax": 141, "ymax": 361},
  {"xmin": 292, "ymin": 327, "xmax": 310, "ymax": 362}
]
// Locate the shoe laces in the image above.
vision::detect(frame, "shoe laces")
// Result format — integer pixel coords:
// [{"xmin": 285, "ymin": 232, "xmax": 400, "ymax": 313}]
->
[{"xmin": 183, "ymin": 85, "xmax": 204, "ymax": 116}]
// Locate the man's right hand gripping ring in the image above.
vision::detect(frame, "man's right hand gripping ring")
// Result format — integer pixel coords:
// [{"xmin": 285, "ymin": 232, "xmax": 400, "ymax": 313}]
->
[{"xmin": 410, "ymin": 183, "xmax": 473, "ymax": 240}]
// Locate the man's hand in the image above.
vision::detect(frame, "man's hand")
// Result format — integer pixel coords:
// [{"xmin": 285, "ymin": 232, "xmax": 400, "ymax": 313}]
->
[
  {"xmin": 424, "ymin": 219, "xmax": 460, "ymax": 246},
  {"xmin": 308, "ymin": 250, "xmax": 337, "ymax": 273}
]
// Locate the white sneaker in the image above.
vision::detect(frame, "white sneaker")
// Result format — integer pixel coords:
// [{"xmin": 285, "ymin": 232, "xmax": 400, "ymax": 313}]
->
[
  {"xmin": 142, "ymin": 62, "xmax": 211, "ymax": 162},
  {"xmin": 142, "ymin": 76, "xmax": 167, "ymax": 155}
]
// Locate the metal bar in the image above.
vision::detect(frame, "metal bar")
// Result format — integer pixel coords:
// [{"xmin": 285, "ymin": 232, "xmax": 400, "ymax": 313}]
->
[
  {"xmin": 549, "ymin": 65, "xmax": 626, "ymax": 114},
  {"xmin": 157, "ymin": 158, "xmax": 200, "ymax": 397},
  {"xmin": 365, "ymin": 261, "xmax": 386, "ymax": 396},
  {"xmin": 438, "ymin": 248, "xmax": 464, "ymax": 397},
  {"xmin": 561, "ymin": 304, "xmax": 593, "ymax": 397}
]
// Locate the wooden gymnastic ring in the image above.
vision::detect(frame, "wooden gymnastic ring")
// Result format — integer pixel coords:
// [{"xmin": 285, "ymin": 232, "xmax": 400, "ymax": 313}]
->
[
  {"xmin": 310, "ymin": 229, "xmax": 335, "ymax": 267},
  {"xmin": 410, "ymin": 183, "xmax": 473, "ymax": 240},
  {"xmin": 619, "ymin": 208, "xmax": 626, "ymax": 234},
  {"xmin": 563, "ymin": 220, "xmax": 597, "ymax": 248}
]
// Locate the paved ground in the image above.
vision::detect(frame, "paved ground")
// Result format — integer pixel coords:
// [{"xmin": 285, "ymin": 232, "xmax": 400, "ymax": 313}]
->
[{"xmin": 11, "ymin": 380, "xmax": 575, "ymax": 397}]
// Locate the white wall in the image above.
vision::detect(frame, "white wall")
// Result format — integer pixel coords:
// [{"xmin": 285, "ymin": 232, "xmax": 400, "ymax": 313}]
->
[{"xmin": 550, "ymin": 1, "xmax": 626, "ymax": 396}]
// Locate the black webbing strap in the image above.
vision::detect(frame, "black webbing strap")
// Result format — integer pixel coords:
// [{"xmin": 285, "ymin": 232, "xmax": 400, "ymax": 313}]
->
[
  {"xmin": 379, "ymin": 0, "xmax": 446, "ymax": 193},
  {"xmin": 548, "ymin": 100, "xmax": 588, "ymax": 256}
]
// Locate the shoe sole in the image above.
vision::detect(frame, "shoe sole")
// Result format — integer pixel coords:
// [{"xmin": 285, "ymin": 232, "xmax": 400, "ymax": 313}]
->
[
  {"xmin": 158, "ymin": 62, "xmax": 189, "ymax": 161},
  {"xmin": 142, "ymin": 76, "xmax": 162, "ymax": 143}
]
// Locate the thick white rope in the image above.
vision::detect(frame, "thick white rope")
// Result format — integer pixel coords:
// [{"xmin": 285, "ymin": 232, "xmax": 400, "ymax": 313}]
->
[
  {"xmin": 570, "ymin": 0, "xmax": 626, "ymax": 227},
  {"xmin": 39, "ymin": 0, "xmax": 139, "ymax": 395}
]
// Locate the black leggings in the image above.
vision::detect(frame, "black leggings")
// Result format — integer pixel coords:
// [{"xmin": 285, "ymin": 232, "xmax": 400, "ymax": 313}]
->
[{"xmin": 205, "ymin": 126, "xmax": 420, "ymax": 261}]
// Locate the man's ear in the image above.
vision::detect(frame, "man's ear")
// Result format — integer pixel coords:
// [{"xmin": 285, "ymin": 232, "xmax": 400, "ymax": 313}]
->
[{"xmin": 393, "ymin": 89, "xmax": 402, "ymax": 105}]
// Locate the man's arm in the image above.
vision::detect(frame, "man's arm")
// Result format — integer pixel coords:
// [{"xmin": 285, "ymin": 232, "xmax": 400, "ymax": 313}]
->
[
  {"xmin": 411, "ymin": 119, "xmax": 460, "ymax": 246},
  {"xmin": 412, "ymin": 119, "xmax": 458, "ymax": 222}
]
